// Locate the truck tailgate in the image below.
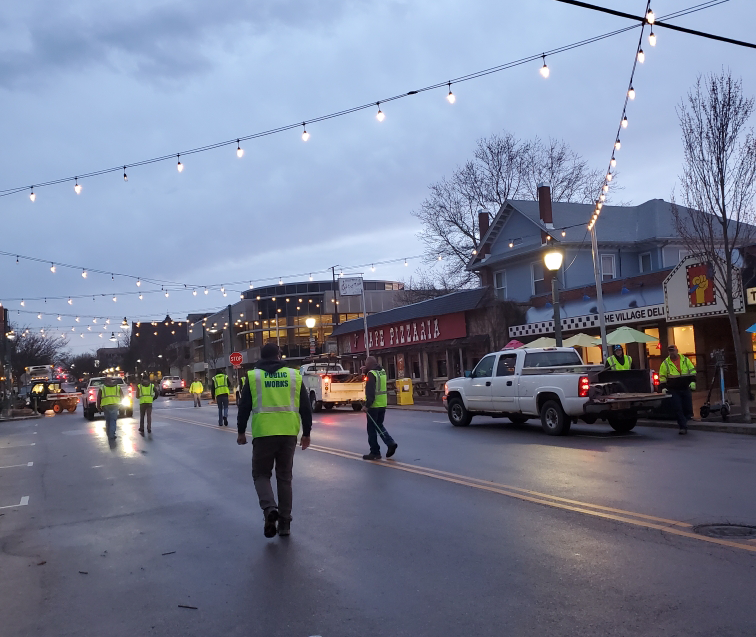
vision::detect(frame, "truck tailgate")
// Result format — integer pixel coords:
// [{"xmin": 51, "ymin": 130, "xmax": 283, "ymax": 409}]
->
[{"xmin": 585, "ymin": 393, "xmax": 668, "ymax": 413}]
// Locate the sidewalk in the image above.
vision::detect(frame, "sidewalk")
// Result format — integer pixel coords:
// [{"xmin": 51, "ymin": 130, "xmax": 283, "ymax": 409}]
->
[{"xmin": 386, "ymin": 403, "xmax": 756, "ymax": 435}]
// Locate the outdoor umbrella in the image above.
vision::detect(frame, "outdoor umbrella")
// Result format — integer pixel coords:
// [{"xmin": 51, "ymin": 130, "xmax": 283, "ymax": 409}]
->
[
  {"xmin": 563, "ymin": 333, "xmax": 601, "ymax": 348},
  {"xmin": 747, "ymin": 324, "xmax": 756, "ymax": 333},
  {"xmin": 503, "ymin": 339, "xmax": 525, "ymax": 349},
  {"xmin": 524, "ymin": 336, "xmax": 557, "ymax": 348},
  {"xmin": 606, "ymin": 326, "xmax": 659, "ymax": 345}
]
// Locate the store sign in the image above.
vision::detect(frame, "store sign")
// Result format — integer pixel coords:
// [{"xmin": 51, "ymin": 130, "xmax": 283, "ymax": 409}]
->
[
  {"xmin": 746, "ymin": 287, "xmax": 756, "ymax": 305},
  {"xmin": 346, "ymin": 312, "xmax": 467, "ymax": 353},
  {"xmin": 338, "ymin": 277, "xmax": 364, "ymax": 296},
  {"xmin": 664, "ymin": 254, "xmax": 743, "ymax": 322}
]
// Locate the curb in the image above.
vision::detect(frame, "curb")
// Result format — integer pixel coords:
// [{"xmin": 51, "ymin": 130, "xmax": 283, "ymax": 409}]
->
[
  {"xmin": 637, "ymin": 419, "xmax": 756, "ymax": 436},
  {"xmin": 0, "ymin": 414, "xmax": 44, "ymax": 422}
]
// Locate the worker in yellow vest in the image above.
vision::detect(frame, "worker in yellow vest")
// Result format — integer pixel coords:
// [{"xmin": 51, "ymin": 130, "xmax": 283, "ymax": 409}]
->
[
  {"xmin": 659, "ymin": 344, "xmax": 697, "ymax": 435},
  {"xmin": 362, "ymin": 356, "xmax": 397, "ymax": 460},
  {"xmin": 606, "ymin": 344, "xmax": 633, "ymax": 371},
  {"xmin": 189, "ymin": 378, "xmax": 204, "ymax": 407},
  {"xmin": 97, "ymin": 377, "xmax": 122, "ymax": 440},
  {"xmin": 211, "ymin": 371, "xmax": 232, "ymax": 427},
  {"xmin": 236, "ymin": 343, "xmax": 312, "ymax": 538},
  {"xmin": 137, "ymin": 377, "xmax": 158, "ymax": 435}
]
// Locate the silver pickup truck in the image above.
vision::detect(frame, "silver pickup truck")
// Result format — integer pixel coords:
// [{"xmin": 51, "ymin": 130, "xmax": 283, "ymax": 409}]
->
[{"xmin": 443, "ymin": 347, "xmax": 665, "ymax": 435}]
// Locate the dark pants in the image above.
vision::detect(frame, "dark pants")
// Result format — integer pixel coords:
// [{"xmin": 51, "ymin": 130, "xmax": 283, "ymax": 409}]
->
[
  {"xmin": 252, "ymin": 435, "xmax": 297, "ymax": 522},
  {"xmin": 366, "ymin": 408, "xmax": 395, "ymax": 455},
  {"xmin": 216, "ymin": 394, "xmax": 229, "ymax": 425},
  {"xmin": 669, "ymin": 388, "xmax": 693, "ymax": 430},
  {"xmin": 139, "ymin": 403, "xmax": 152, "ymax": 431}
]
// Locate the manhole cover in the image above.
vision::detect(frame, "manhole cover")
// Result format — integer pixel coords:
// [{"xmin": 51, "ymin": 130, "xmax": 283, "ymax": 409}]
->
[{"xmin": 694, "ymin": 524, "xmax": 756, "ymax": 539}]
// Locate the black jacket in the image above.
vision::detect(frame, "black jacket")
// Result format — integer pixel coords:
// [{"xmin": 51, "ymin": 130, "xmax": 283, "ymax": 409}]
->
[{"xmin": 236, "ymin": 360, "xmax": 312, "ymax": 436}]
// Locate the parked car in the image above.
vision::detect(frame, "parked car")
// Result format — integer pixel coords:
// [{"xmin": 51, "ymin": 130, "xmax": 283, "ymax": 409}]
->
[
  {"xmin": 82, "ymin": 377, "xmax": 133, "ymax": 420},
  {"xmin": 443, "ymin": 347, "xmax": 665, "ymax": 435},
  {"xmin": 159, "ymin": 376, "xmax": 185, "ymax": 396}
]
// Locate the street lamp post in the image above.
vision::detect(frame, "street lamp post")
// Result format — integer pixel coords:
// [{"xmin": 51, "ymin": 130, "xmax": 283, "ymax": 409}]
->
[
  {"xmin": 305, "ymin": 317, "xmax": 316, "ymax": 358},
  {"xmin": 544, "ymin": 250, "xmax": 564, "ymax": 347}
]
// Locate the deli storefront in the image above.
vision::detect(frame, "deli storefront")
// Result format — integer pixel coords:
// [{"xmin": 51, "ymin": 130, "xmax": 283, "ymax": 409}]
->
[{"xmin": 330, "ymin": 288, "xmax": 494, "ymax": 391}]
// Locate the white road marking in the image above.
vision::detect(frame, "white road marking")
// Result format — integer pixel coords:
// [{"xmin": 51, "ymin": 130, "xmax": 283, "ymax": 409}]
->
[
  {"xmin": 433, "ymin": 420, "xmax": 447, "ymax": 423},
  {"xmin": 0, "ymin": 496, "xmax": 29, "ymax": 509},
  {"xmin": 0, "ymin": 462, "xmax": 33, "ymax": 469},
  {"xmin": 92, "ymin": 465, "xmax": 103, "ymax": 468},
  {"xmin": 1, "ymin": 442, "xmax": 36, "ymax": 449}
]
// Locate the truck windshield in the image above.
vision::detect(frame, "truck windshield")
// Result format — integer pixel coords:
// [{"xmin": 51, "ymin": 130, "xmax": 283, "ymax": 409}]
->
[{"xmin": 523, "ymin": 351, "xmax": 582, "ymax": 367}]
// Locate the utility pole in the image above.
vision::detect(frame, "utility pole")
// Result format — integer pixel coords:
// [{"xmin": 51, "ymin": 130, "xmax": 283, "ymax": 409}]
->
[{"xmin": 590, "ymin": 227, "xmax": 608, "ymax": 360}]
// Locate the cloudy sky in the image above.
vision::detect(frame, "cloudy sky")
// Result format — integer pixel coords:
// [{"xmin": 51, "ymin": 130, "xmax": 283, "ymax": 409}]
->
[{"xmin": 1, "ymin": 0, "xmax": 754, "ymax": 353}]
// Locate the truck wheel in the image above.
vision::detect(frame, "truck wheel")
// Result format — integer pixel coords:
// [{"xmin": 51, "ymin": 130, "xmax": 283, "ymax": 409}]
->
[
  {"xmin": 67, "ymin": 405, "xmax": 77, "ymax": 413},
  {"xmin": 448, "ymin": 397, "xmax": 472, "ymax": 427},
  {"xmin": 608, "ymin": 414, "xmax": 637, "ymax": 433},
  {"xmin": 84, "ymin": 408, "xmax": 94, "ymax": 421},
  {"xmin": 323, "ymin": 403, "xmax": 334, "ymax": 411},
  {"xmin": 125, "ymin": 409, "xmax": 134, "ymax": 418},
  {"xmin": 310, "ymin": 392, "xmax": 322, "ymax": 413},
  {"xmin": 582, "ymin": 414, "xmax": 598, "ymax": 424},
  {"xmin": 540, "ymin": 399, "xmax": 569, "ymax": 436},
  {"xmin": 352, "ymin": 402, "xmax": 363, "ymax": 411},
  {"xmin": 508, "ymin": 415, "xmax": 529, "ymax": 425},
  {"xmin": 52, "ymin": 403, "xmax": 63, "ymax": 414}
]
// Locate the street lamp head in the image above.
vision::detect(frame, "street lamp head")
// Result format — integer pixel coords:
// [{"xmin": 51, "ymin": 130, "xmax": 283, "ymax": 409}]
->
[
  {"xmin": 305, "ymin": 317, "xmax": 316, "ymax": 329},
  {"xmin": 544, "ymin": 250, "xmax": 563, "ymax": 271}
]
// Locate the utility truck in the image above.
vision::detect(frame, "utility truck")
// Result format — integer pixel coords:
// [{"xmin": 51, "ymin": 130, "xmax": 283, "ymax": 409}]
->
[
  {"xmin": 300, "ymin": 361, "xmax": 366, "ymax": 412},
  {"xmin": 443, "ymin": 347, "xmax": 665, "ymax": 435}
]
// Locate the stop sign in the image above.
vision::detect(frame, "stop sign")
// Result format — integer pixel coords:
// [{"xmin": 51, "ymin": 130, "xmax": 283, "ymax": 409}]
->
[{"xmin": 229, "ymin": 352, "xmax": 243, "ymax": 367}]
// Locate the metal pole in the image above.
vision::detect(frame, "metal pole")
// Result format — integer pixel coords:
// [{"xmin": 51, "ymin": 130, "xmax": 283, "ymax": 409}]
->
[
  {"xmin": 552, "ymin": 276, "xmax": 563, "ymax": 347},
  {"xmin": 361, "ymin": 278, "xmax": 370, "ymax": 358},
  {"xmin": 275, "ymin": 315, "xmax": 280, "ymax": 347},
  {"xmin": 590, "ymin": 226, "xmax": 609, "ymax": 360}
]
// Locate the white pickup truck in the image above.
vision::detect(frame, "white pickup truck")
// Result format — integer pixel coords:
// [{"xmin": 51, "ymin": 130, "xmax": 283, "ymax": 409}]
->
[
  {"xmin": 300, "ymin": 362, "xmax": 366, "ymax": 412},
  {"xmin": 443, "ymin": 347, "xmax": 665, "ymax": 435}
]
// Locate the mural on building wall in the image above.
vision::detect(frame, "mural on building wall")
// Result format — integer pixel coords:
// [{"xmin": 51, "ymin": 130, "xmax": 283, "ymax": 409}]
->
[{"xmin": 686, "ymin": 263, "xmax": 716, "ymax": 307}]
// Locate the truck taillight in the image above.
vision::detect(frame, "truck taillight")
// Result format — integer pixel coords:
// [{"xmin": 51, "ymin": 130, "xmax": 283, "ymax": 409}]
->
[
  {"xmin": 652, "ymin": 371, "xmax": 660, "ymax": 389},
  {"xmin": 181, "ymin": 380, "xmax": 185, "ymax": 387},
  {"xmin": 363, "ymin": 375, "xmax": 368, "ymax": 382},
  {"xmin": 128, "ymin": 386, "xmax": 134, "ymax": 398},
  {"xmin": 578, "ymin": 376, "xmax": 590, "ymax": 398}
]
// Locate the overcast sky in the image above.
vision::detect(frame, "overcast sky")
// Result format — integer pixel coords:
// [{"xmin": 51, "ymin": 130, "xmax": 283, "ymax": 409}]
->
[{"xmin": 1, "ymin": 0, "xmax": 755, "ymax": 353}]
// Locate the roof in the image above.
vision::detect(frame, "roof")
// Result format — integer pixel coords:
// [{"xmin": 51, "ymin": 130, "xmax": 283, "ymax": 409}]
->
[{"xmin": 330, "ymin": 288, "xmax": 490, "ymax": 336}]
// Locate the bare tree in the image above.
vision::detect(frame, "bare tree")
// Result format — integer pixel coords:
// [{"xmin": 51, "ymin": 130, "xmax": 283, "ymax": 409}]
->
[
  {"xmin": 412, "ymin": 131, "xmax": 608, "ymax": 287},
  {"xmin": 672, "ymin": 70, "xmax": 756, "ymax": 422},
  {"xmin": 9, "ymin": 327, "xmax": 68, "ymax": 380}
]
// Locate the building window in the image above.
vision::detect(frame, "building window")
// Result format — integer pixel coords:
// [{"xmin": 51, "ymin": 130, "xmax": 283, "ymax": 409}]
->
[
  {"xmin": 601, "ymin": 254, "xmax": 616, "ymax": 281},
  {"xmin": 532, "ymin": 263, "xmax": 548, "ymax": 295},
  {"xmin": 494, "ymin": 270, "xmax": 507, "ymax": 299},
  {"xmin": 436, "ymin": 357, "xmax": 447, "ymax": 378},
  {"xmin": 640, "ymin": 252, "xmax": 652, "ymax": 273}
]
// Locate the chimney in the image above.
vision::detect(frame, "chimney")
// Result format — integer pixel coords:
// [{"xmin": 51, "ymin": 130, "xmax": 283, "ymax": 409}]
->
[
  {"xmin": 478, "ymin": 210, "xmax": 490, "ymax": 257},
  {"xmin": 537, "ymin": 184, "xmax": 553, "ymax": 228}
]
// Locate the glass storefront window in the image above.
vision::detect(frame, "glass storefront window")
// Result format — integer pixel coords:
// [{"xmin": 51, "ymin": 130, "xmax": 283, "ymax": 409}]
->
[
  {"xmin": 644, "ymin": 327, "xmax": 661, "ymax": 358},
  {"xmin": 669, "ymin": 324, "xmax": 696, "ymax": 367}
]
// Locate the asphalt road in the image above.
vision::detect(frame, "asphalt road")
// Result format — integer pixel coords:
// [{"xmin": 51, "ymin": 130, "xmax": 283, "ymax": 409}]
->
[{"xmin": 2, "ymin": 399, "xmax": 756, "ymax": 636}]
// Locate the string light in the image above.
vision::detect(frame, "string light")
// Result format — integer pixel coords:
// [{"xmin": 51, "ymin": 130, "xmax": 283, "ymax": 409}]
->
[
  {"xmin": 136, "ymin": 278, "xmax": 141, "ymax": 287},
  {"xmin": 29, "ymin": 187, "xmax": 35, "ymax": 202},
  {"xmin": 220, "ymin": 285, "xmax": 225, "ymax": 293},
  {"xmin": 236, "ymin": 139, "xmax": 244, "ymax": 158},
  {"xmin": 50, "ymin": 263, "xmax": 56, "ymax": 273},
  {"xmin": 112, "ymin": 295, "xmax": 117, "ymax": 302},
  {"xmin": 81, "ymin": 269, "xmax": 87, "ymax": 278},
  {"xmin": 192, "ymin": 289, "xmax": 197, "ymax": 296},
  {"xmin": 177, "ymin": 154, "xmax": 184, "ymax": 172},
  {"xmin": 123, "ymin": 166, "xmax": 128, "ymax": 182},
  {"xmin": 637, "ymin": 49, "xmax": 645, "ymax": 63},
  {"xmin": 622, "ymin": 115, "xmax": 628, "ymax": 129},
  {"xmin": 446, "ymin": 82, "xmax": 456, "ymax": 104},
  {"xmin": 404, "ymin": 258, "xmax": 408, "ymax": 266},
  {"xmin": 628, "ymin": 85, "xmax": 636, "ymax": 100},
  {"xmin": 370, "ymin": 265, "xmax": 375, "ymax": 272},
  {"xmin": 309, "ymin": 273, "xmax": 313, "ymax": 281},
  {"xmin": 67, "ymin": 297, "xmax": 73, "ymax": 305},
  {"xmin": 37, "ymin": 313, "xmax": 42, "ymax": 319},
  {"xmin": 561, "ymin": 231, "xmax": 566, "ymax": 237},
  {"xmin": 139, "ymin": 293, "xmax": 143, "ymax": 300},
  {"xmin": 610, "ymin": 157, "xmax": 617, "ymax": 168},
  {"xmin": 204, "ymin": 288, "xmax": 208, "ymax": 295},
  {"xmin": 646, "ymin": 8, "xmax": 655, "ymax": 24},
  {"xmin": 648, "ymin": 29, "xmax": 656, "ymax": 46},
  {"xmin": 74, "ymin": 178, "xmax": 82, "ymax": 195},
  {"xmin": 279, "ymin": 277, "xmax": 283, "ymax": 285},
  {"xmin": 375, "ymin": 103, "xmax": 385, "ymax": 122},
  {"xmin": 539, "ymin": 54, "xmax": 550, "ymax": 78},
  {"xmin": 75, "ymin": 316, "xmax": 80, "ymax": 322},
  {"xmin": 164, "ymin": 290, "xmax": 169, "ymax": 298},
  {"xmin": 301, "ymin": 123, "xmax": 310, "ymax": 142},
  {"xmin": 57, "ymin": 315, "xmax": 61, "ymax": 321}
]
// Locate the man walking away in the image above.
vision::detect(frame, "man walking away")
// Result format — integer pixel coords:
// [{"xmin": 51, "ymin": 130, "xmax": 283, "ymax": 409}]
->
[
  {"xmin": 660, "ymin": 344, "xmax": 696, "ymax": 435},
  {"xmin": 212, "ymin": 371, "xmax": 232, "ymax": 426},
  {"xmin": 137, "ymin": 376, "xmax": 158, "ymax": 434},
  {"xmin": 362, "ymin": 356, "xmax": 397, "ymax": 461},
  {"xmin": 97, "ymin": 378, "xmax": 121, "ymax": 440},
  {"xmin": 606, "ymin": 344, "xmax": 633, "ymax": 370},
  {"xmin": 237, "ymin": 343, "xmax": 312, "ymax": 538},
  {"xmin": 189, "ymin": 378, "xmax": 204, "ymax": 407}
]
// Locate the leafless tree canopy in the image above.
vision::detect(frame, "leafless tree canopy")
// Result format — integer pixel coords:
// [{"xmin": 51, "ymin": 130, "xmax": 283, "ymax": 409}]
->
[
  {"xmin": 412, "ymin": 131, "xmax": 606, "ymax": 287},
  {"xmin": 672, "ymin": 70, "xmax": 756, "ymax": 422},
  {"xmin": 9, "ymin": 327, "xmax": 69, "ymax": 379}
]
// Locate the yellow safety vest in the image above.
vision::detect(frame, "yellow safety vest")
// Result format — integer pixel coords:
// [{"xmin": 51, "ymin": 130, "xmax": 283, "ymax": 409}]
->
[
  {"xmin": 189, "ymin": 381, "xmax": 203, "ymax": 394},
  {"xmin": 607, "ymin": 355, "xmax": 632, "ymax": 371},
  {"xmin": 369, "ymin": 369, "xmax": 388, "ymax": 408},
  {"xmin": 138, "ymin": 383, "xmax": 154, "ymax": 404},
  {"xmin": 659, "ymin": 354, "xmax": 697, "ymax": 390},
  {"xmin": 100, "ymin": 384, "xmax": 121, "ymax": 407},
  {"xmin": 247, "ymin": 368, "xmax": 302, "ymax": 438},
  {"xmin": 214, "ymin": 374, "xmax": 230, "ymax": 396}
]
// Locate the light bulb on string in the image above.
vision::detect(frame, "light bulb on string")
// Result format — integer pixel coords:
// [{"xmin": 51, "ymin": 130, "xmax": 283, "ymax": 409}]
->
[
  {"xmin": 539, "ymin": 54, "xmax": 549, "ymax": 78},
  {"xmin": 29, "ymin": 187, "xmax": 36, "ymax": 202},
  {"xmin": 192, "ymin": 289, "xmax": 197, "ymax": 296},
  {"xmin": 309, "ymin": 273, "xmax": 313, "ymax": 281},
  {"xmin": 204, "ymin": 288, "xmax": 208, "ymax": 295},
  {"xmin": 75, "ymin": 316, "xmax": 80, "ymax": 322},
  {"xmin": 139, "ymin": 293, "xmax": 143, "ymax": 300},
  {"xmin": 404, "ymin": 258, "xmax": 408, "ymax": 267},
  {"xmin": 67, "ymin": 297, "xmax": 73, "ymax": 305},
  {"xmin": 80, "ymin": 334, "xmax": 84, "ymax": 338},
  {"xmin": 240, "ymin": 293, "xmax": 244, "ymax": 299},
  {"xmin": 220, "ymin": 285, "xmax": 225, "ymax": 293},
  {"xmin": 561, "ymin": 231, "xmax": 566, "ymax": 237},
  {"xmin": 375, "ymin": 102, "xmax": 385, "ymax": 122},
  {"xmin": 649, "ymin": 29, "xmax": 656, "ymax": 46},
  {"xmin": 279, "ymin": 277, "xmax": 283, "ymax": 285},
  {"xmin": 628, "ymin": 85, "xmax": 635, "ymax": 100},
  {"xmin": 614, "ymin": 139, "xmax": 621, "ymax": 151},
  {"xmin": 603, "ymin": 184, "xmax": 609, "ymax": 193},
  {"xmin": 136, "ymin": 278, "xmax": 141, "ymax": 287},
  {"xmin": 236, "ymin": 139, "xmax": 244, "ymax": 158},
  {"xmin": 112, "ymin": 295, "xmax": 117, "ymax": 302},
  {"xmin": 93, "ymin": 318, "xmax": 97, "ymax": 323},
  {"xmin": 165, "ymin": 290, "xmax": 169, "ymax": 298},
  {"xmin": 20, "ymin": 299, "xmax": 24, "ymax": 306},
  {"xmin": 600, "ymin": 193, "xmax": 606, "ymax": 202},
  {"xmin": 622, "ymin": 115, "xmax": 628, "ymax": 129},
  {"xmin": 82, "ymin": 269, "xmax": 87, "ymax": 278},
  {"xmin": 637, "ymin": 49, "xmax": 645, "ymax": 63},
  {"xmin": 223, "ymin": 291, "xmax": 227, "ymax": 297},
  {"xmin": 606, "ymin": 173, "xmax": 613, "ymax": 182},
  {"xmin": 57, "ymin": 315, "xmax": 61, "ymax": 321},
  {"xmin": 610, "ymin": 157, "xmax": 617, "ymax": 168},
  {"xmin": 446, "ymin": 81, "xmax": 455, "ymax": 104},
  {"xmin": 106, "ymin": 319, "xmax": 110, "ymax": 325},
  {"xmin": 301, "ymin": 123, "xmax": 310, "ymax": 142},
  {"xmin": 123, "ymin": 166, "xmax": 128, "ymax": 182},
  {"xmin": 87, "ymin": 326, "xmax": 92, "ymax": 331},
  {"xmin": 437, "ymin": 255, "xmax": 443, "ymax": 261},
  {"xmin": 50, "ymin": 263, "xmax": 56, "ymax": 273},
  {"xmin": 177, "ymin": 154, "xmax": 184, "ymax": 172},
  {"xmin": 646, "ymin": 8, "xmax": 655, "ymax": 24},
  {"xmin": 37, "ymin": 313, "xmax": 42, "ymax": 319},
  {"xmin": 74, "ymin": 178, "xmax": 82, "ymax": 194},
  {"xmin": 370, "ymin": 265, "xmax": 375, "ymax": 272}
]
